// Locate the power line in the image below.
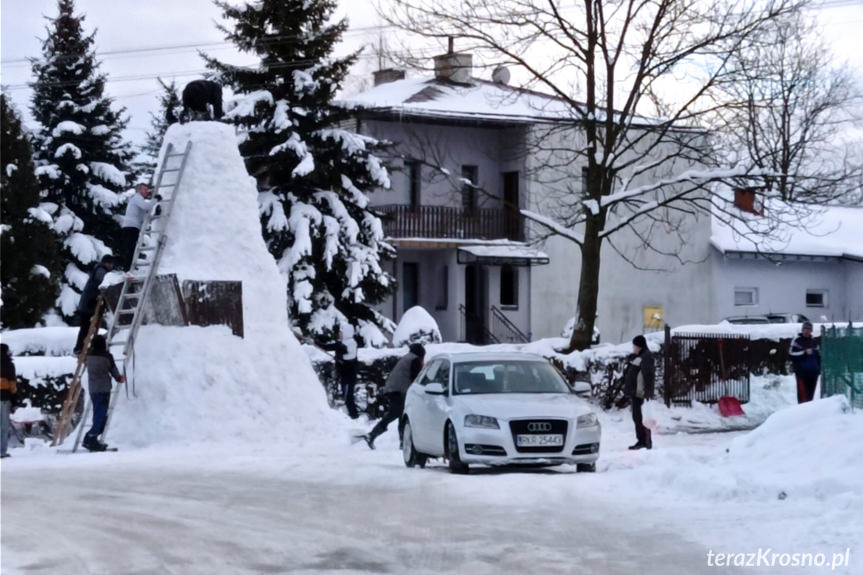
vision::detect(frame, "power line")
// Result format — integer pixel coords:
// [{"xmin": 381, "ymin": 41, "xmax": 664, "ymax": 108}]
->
[{"xmin": 0, "ymin": 24, "xmax": 394, "ymax": 67}]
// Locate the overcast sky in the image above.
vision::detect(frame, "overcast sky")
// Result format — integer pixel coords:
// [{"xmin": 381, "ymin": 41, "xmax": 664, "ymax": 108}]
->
[{"xmin": 2, "ymin": 0, "xmax": 861, "ymax": 148}]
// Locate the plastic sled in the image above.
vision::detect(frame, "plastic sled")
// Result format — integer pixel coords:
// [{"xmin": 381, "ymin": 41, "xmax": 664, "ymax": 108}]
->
[{"xmin": 718, "ymin": 396, "xmax": 745, "ymax": 417}]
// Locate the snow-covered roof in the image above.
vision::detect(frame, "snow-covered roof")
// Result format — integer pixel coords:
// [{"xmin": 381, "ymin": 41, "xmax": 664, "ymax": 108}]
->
[
  {"xmin": 711, "ymin": 202, "xmax": 863, "ymax": 261},
  {"xmin": 457, "ymin": 244, "xmax": 549, "ymax": 265},
  {"xmin": 342, "ymin": 77, "xmax": 577, "ymax": 124}
]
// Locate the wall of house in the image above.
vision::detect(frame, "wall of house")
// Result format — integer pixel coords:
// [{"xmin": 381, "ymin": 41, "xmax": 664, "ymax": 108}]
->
[
  {"xmin": 381, "ymin": 248, "xmax": 461, "ymax": 341},
  {"xmin": 360, "ymin": 119, "xmax": 527, "ymax": 209},
  {"xmin": 711, "ymin": 254, "xmax": 853, "ymax": 323},
  {"xmin": 524, "ymin": 124, "xmax": 716, "ymax": 342},
  {"xmin": 846, "ymin": 261, "xmax": 863, "ymax": 321}
]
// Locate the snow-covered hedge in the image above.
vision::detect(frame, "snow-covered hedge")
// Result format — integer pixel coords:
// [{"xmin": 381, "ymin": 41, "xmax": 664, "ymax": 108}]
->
[{"xmin": 392, "ymin": 306, "xmax": 442, "ymax": 347}]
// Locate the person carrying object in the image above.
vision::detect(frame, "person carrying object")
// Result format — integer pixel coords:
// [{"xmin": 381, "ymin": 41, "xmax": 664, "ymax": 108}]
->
[
  {"xmin": 623, "ymin": 334, "xmax": 655, "ymax": 450},
  {"xmin": 73, "ymin": 255, "xmax": 116, "ymax": 355},
  {"xmin": 1, "ymin": 343, "xmax": 18, "ymax": 458},
  {"xmin": 360, "ymin": 343, "xmax": 425, "ymax": 450},
  {"xmin": 82, "ymin": 335, "xmax": 125, "ymax": 452}
]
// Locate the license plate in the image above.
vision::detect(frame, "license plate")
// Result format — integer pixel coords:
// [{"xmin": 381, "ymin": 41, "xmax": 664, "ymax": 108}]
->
[{"xmin": 516, "ymin": 434, "xmax": 563, "ymax": 447}]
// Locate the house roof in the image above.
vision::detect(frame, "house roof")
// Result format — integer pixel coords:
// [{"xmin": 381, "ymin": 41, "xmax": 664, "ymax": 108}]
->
[
  {"xmin": 342, "ymin": 77, "xmax": 573, "ymax": 124},
  {"xmin": 711, "ymin": 201, "xmax": 863, "ymax": 261}
]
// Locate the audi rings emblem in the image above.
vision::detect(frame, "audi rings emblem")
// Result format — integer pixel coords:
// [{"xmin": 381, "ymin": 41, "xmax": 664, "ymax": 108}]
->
[{"xmin": 527, "ymin": 422, "xmax": 552, "ymax": 432}]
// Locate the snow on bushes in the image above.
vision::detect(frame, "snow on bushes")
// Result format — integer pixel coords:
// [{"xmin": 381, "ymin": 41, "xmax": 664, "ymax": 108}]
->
[{"xmin": 392, "ymin": 306, "xmax": 442, "ymax": 347}]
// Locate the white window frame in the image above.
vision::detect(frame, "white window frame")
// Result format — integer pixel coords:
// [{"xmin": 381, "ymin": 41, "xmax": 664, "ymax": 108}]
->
[
  {"xmin": 734, "ymin": 287, "xmax": 758, "ymax": 307},
  {"xmin": 805, "ymin": 289, "xmax": 828, "ymax": 308}
]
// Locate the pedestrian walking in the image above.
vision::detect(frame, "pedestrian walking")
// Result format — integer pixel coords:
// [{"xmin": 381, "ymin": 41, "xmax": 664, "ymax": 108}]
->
[
  {"xmin": 1, "ymin": 343, "xmax": 18, "ymax": 458},
  {"xmin": 624, "ymin": 334, "xmax": 655, "ymax": 450},
  {"xmin": 361, "ymin": 343, "xmax": 425, "ymax": 450},
  {"xmin": 82, "ymin": 335, "xmax": 125, "ymax": 452},
  {"xmin": 789, "ymin": 321, "xmax": 821, "ymax": 403}
]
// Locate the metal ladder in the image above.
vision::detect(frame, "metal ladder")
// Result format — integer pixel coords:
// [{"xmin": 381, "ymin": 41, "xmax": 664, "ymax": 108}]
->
[{"xmin": 70, "ymin": 141, "xmax": 192, "ymax": 452}]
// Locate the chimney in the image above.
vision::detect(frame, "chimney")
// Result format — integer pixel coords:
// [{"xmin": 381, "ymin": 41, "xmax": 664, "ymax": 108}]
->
[
  {"xmin": 373, "ymin": 68, "xmax": 406, "ymax": 86},
  {"xmin": 434, "ymin": 36, "xmax": 472, "ymax": 84},
  {"xmin": 733, "ymin": 187, "xmax": 761, "ymax": 214}
]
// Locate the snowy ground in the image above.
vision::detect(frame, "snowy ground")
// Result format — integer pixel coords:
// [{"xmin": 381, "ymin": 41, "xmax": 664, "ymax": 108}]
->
[{"xmin": 3, "ymin": 391, "xmax": 861, "ymax": 575}]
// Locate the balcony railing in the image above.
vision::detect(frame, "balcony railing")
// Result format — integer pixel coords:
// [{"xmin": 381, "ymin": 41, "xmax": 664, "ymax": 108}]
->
[{"xmin": 374, "ymin": 204, "xmax": 524, "ymax": 241}]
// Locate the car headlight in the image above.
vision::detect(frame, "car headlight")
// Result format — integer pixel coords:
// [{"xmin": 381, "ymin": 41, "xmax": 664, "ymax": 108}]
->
[
  {"xmin": 576, "ymin": 413, "xmax": 598, "ymax": 428},
  {"xmin": 464, "ymin": 414, "xmax": 500, "ymax": 429}
]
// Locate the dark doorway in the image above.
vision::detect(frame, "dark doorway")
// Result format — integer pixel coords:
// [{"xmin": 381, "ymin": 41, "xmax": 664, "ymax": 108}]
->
[
  {"xmin": 403, "ymin": 262, "xmax": 419, "ymax": 312},
  {"xmin": 464, "ymin": 264, "xmax": 488, "ymax": 344},
  {"xmin": 502, "ymin": 171, "xmax": 520, "ymax": 240}
]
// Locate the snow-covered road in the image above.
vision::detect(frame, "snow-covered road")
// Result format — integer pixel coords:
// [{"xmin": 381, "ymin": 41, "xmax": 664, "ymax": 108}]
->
[{"xmin": 3, "ymin": 454, "xmax": 741, "ymax": 575}]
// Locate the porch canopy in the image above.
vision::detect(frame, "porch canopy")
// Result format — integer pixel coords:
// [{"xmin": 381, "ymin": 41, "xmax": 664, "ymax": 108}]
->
[{"xmin": 457, "ymin": 244, "xmax": 550, "ymax": 266}]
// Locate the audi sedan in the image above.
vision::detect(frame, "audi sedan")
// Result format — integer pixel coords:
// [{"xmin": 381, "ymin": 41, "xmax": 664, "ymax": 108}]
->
[{"xmin": 400, "ymin": 352, "xmax": 601, "ymax": 473}]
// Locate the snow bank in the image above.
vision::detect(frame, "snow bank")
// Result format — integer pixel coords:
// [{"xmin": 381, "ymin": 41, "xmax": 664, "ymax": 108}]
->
[
  {"xmin": 1, "ymin": 327, "xmax": 78, "ymax": 356},
  {"xmin": 105, "ymin": 122, "xmax": 347, "ymax": 448},
  {"xmin": 392, "ymin": 306, "xmax": 442, "ymax": 347},
  {"xmin": 109, "ymin": 326, "xmax": 343, "ymax": 447}
]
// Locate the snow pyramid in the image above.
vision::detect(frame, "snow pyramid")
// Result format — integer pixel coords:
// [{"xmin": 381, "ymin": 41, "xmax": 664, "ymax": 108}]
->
[{"xmin": 108, "ymin": 122, "xmax": 345, "ymax": 448}]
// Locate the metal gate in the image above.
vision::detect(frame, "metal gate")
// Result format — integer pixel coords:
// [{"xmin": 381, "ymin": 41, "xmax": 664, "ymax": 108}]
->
[
  {"xmin": 821, "ymin": 325, "xmax": 863, "ymax": 409},
  {"xmin": 663, "ymin": 325, "xmax": 751, "ymax": 406}
]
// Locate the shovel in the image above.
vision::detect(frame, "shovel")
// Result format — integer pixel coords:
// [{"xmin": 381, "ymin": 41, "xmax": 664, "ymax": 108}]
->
[{"xmin": 717, "ymin": 338, "xmax": 745, "ymax": 417}]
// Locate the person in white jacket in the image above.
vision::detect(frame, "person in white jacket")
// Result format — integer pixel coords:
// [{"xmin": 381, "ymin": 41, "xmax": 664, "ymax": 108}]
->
[{"xmin": 120, "ymin": 183, "xmax": 155, "ymax": 271}]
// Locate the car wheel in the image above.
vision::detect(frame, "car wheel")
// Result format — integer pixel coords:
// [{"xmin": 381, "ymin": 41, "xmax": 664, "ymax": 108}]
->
[
  {"xmin": 445, "ymin": 421, "xmax": 469, "ymax": 474},
  {"xmin": 577, "ymin": 462, "xmax": 596, "ymax": 473},
  {"xmin": 402, "ymin": 421, "xmax": 427, "ymax": 469}
]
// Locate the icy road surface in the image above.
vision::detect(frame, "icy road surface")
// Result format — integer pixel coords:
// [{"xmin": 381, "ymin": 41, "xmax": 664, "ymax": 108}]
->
[{"xmin": 2, "ymin": 455, "xmax": 742, "ymax": 575}]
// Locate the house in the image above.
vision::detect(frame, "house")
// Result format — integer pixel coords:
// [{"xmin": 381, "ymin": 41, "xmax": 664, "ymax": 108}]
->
[
  {"xmin": 711, "ymin": 198, "xmax": 863, "ymax": 323},
  {"xmin": 341, "ymin": 50, "xmax": 718, "ymax": 343}
]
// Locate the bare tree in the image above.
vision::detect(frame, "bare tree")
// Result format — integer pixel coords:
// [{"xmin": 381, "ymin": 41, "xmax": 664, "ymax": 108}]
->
[
  {"xmin": 712, "ymin": 9, "xmax": 863, "ymax": 203},
  {"xmin": 377, "ymin": 0, "xmax": 819, "ymax": 350}
]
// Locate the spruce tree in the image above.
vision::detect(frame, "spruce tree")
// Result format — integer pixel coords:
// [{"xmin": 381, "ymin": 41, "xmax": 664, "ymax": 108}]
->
[
  {"xmin": 137, "ymin": 77, "xmax": 181, "ymax": 176},
  {"xmin": 1, "ymin": 94, "xmax": 61, "ymax": 328},
  {"xmin": 30, "ymin": 0, "xmax": 133, "ymax": 320},
  {"xmin": 206, "ymin": 0, "xmax": 396, "ymax": 345}
]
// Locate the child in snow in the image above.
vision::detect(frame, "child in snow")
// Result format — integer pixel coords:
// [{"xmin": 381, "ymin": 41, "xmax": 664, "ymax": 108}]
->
[{"xmin": 83, "ymin": 335, "xmax": 125, "ymax": 452}]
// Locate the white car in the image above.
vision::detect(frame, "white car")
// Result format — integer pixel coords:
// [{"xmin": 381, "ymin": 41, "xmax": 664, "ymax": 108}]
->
[{"xmin": 400, "ymin": 352, "xmax": 601, "ymax": 473}]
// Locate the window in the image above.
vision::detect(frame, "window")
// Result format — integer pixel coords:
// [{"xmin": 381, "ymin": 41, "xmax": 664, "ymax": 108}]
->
[
  {"xmin": 462, "ymin": 165, "xmax": 478, "ymax": 212},
  {"xmin": 500, "ymin": 264, "xmax": 518, "ymax": 307},
  {"xmin": 734, "ymin": 287, "xmax": 758, "ymax": 306},
  {"xmin": 402, "ymin": 262, "xmax": 419, "ymax": 312},
  {"xmin": 408, "ymin": 160, "xmax": 421, "ymax": 211},
  {"xmin": 435, "ymin": 265, "xmax": 448, "ymax": 310},
  {"xmin": 806, "ymin": 290, "xmax": 827, "ymax": 308},
  {"xmin": 418, "ymin": 360, "xmax": 441, "ymax": 386}
]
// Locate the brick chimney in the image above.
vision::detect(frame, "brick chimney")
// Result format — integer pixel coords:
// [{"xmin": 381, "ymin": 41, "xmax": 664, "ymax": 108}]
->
[
  {"xmin": 373, "ymin": 68, "xmax": 406, "ymax": 86},
  {"xmin": 434, "ymin": 37, "xmax": 472, "ymax": 84},
  {"xmin": 733, "ymin": 187, "xmax": 761, "ymax": 215}
]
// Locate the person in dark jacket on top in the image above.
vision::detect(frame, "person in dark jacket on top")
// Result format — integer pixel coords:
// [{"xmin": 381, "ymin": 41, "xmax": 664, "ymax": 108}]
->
[
  {"xmin": 74, "ymin": 255, "xmax": 116, "ymax": 355},
  {"xmin": 82, "ymin": 335, "xmax": 125, "ymax": 452},
  {"xmin": 317, "ymin": 323, "xmax": 360, "ymax": 419},
  {"xmin": 1, "ymin": 344, "xmax": 18, "ymax": 458},
  {"xmin": 624, "ymin": 334, "xmax": 655, "ymax": 450},
  {"xmin": 361, "ymin": 343, "xmax": 425, "ymax": 450},
  {"xmin": 789, "ymin": 321, "xmax": 820, "ymax": 403}
]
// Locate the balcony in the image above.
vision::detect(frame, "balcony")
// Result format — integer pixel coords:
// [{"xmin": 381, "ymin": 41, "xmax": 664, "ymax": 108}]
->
[{"xmin": 375, "ymin": 204, "xmax": 524, "ymax": 241}]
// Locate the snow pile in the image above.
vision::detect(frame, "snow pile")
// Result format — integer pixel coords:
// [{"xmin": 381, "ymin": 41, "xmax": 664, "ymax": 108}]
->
[
  {"xmin": 107, "ymin": 122, "xmax": 346, "ymax": 449},
  {"xmin": 392, "ymin": 306, "xmax": 442, "ymax": 347},
  {"xmin": 725, "ymin": 395, "xmax": 862, "ymax": 499}
]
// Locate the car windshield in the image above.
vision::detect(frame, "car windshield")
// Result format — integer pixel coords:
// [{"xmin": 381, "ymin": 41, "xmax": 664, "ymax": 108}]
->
[{"xmin": 452, "ymin": 360, "xmax": 571, "ymax": 395}]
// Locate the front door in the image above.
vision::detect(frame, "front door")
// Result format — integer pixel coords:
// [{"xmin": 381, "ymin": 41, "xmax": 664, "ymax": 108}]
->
[{"xmin": 465, "ymin": 264, "xmax": 488, "ymax": 344}]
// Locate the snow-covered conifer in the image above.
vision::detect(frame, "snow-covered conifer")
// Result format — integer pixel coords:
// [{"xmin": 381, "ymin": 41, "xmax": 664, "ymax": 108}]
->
[
  {"xmin": 206, "ymin": 0, "xmax": 395, "ymax": 344},
  {"xmin": 30, "ymin": 0, "xmax": 133, "ymax": 319},
  {"xmin": 1, "ymin": 94, "xmax": 61, "ymax": 328}
]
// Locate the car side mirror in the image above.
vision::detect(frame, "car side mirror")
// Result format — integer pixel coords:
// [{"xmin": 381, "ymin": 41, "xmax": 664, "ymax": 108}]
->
[{"xmin": 425, "ymin": 382, "xmax": 446, "ymax": 395}]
